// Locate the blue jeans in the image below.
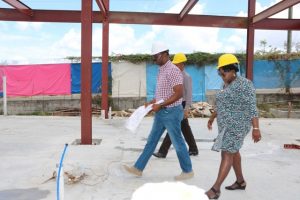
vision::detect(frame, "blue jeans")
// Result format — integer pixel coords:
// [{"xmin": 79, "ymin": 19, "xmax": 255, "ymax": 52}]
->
[{"xmin": 134, "ymin": 105, "xmax": 193, "ymax": 173}]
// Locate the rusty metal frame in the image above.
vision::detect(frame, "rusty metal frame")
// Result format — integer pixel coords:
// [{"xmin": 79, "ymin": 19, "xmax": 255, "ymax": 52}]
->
[
  {"xmin": 95, "ymin": 0, "xmax": 108, "ymax": 19},
  {"xmin": 246, "ymin": 0, "xmax": 255, "ymax": 81},
  {"xmin": 1, "ymin": 8, "xmax": 299, "ymax": 30},
  {"xmin": 101, "ymin": 0, "xmax": 110, "ymax": 119},
  {"xmin": 178, "ymin": 0, "xmax": 198, "ymax": 21},
  {"xmin": 80, "ymin": 0, "xmax": 93, "ymax": 144},
  {"xmin": 2, "ymin": 0, "xmax": 33, "ymax": 16},
  {"xmin": 1, "ymin": 0, "xmax": 300, "ymax": 144},
  {"xmin": 253, "ymin": 0, "xmax": 300, "ymax": 23}
]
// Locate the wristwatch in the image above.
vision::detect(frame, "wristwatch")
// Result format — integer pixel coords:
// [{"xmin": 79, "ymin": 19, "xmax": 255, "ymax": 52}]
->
[{"xmin": 159, "ymin": 102, "xmax": 165, "ymax": 109}]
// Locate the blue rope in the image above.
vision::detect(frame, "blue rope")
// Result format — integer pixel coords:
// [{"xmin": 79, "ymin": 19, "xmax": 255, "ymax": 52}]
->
[{"xmin": 56, "ymin": 144, "xmax": 68, "ymax": 200}]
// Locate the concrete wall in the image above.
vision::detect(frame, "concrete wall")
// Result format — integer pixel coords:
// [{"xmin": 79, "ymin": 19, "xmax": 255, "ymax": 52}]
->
[
  {"xmin": 269, "ymin": 108, "xmax": 300, "ymax": 118},
  {"xmin": 111, "ymin": 97, "xmax": 146, "ymax": 110},
  {"xmin": 0, "ymin": 95, "xmax": 146, "ymax": 115},
  {"xmin": 206, "ymin": 88, "xmax": 300, "ymax": 106},
  {"xmin": 1, "ymin": 89, "xmax": 299, "ymax": 115},
  {"xmin": 0, "ymin": 96, "xmax": 80, "ymax": 115},
  {"xmin": 206, "ymin": 89, "xmax": 300, "ymax": 118}
]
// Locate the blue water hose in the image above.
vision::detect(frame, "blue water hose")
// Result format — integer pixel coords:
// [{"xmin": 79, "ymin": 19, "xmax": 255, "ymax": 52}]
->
[{"xmin": 56, "ymin": 144, "xmax": 68, "ymax": 200}]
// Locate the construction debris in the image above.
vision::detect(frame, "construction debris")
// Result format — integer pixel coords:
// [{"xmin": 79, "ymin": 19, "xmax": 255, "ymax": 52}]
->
[
  {"xmin": 111, "ymin": 102, "xmax": 214, "ymax": 118},
  {"xmin": 42, "ymin": 170, "xmax": 87, "ymax": 185},
  {"xmin": 284, "ymin": 144, "xmax": 300, "ymax": 150},
  {"xmin": 189, "ymin": 102, "xmax": 214, "ymax": 118},
  {"xmin": 51, "ymin": 102, "xmax": 214, "ymax": 118}
]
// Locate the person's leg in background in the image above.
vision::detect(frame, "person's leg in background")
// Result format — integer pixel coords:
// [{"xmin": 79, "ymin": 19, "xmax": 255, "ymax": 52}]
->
[
  {"xmin": 181, "ymin": 118, "xmax": 198, "ymax": 155},
  {"xmin": 153, "ymin": 133, "xmax": 171, "ymax": 158}
]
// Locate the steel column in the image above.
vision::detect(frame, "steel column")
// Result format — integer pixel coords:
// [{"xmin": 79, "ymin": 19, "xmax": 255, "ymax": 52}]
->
[
  {"xmin": 81, "ymin": 0, "xmax": 93, "ymax": 144},
  {"xmin": 246, "ymin": 0, "xmax": 255, "ymax": 81},
  {"xmin": 101, "ymin": 0, "xmax": 109, "ymax": 119}
]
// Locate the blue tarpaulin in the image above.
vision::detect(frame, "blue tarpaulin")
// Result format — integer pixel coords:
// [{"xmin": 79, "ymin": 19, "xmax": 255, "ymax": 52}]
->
[
  {"xmin": 253, "ymin": 60, "xmax": 300, "ymax": 89},
  {"xmin": 185, "ymin": 65, "xmax": 205, "ymax": 101},
  {"xmin": 71, "ymin": 62, "xmax": 111, "ymax": 94},
  {"xmin": 146, "ymin": 64, "xmax": 159, "ymax": 101},
  {"xmin": 146, "ymin": 63, "xmax": 206, "ymax": 102},
  {"xmin": 204, "ymin": 65, "xmax": 223, "ymax": 90}
]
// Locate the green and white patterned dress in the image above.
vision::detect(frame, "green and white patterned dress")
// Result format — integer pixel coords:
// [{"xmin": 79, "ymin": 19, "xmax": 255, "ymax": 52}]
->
[{"xmin": 212, "ymin": 76, "xmax": 258, "ymax": 153}]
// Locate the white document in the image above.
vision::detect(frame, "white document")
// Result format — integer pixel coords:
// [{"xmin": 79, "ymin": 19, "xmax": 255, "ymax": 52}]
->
[{"xmin": 125, "ymin": 100, "xmax": 164, "ymax": 132}]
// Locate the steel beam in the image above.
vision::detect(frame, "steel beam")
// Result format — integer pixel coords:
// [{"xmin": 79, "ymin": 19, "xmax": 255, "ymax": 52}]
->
[
  {"xmin": 253, "ymin": 18, "xmax": 300, "ymax": 30},
  {"xmin": 2, "ymin": 0, "xmax": 33, "ymax": 16},
  {"xmin": 101, "ymin": 0, "xmax": 109, "ymax": 119},
  {"xmin": 110, "ymin": 12, "xmax": 247, "ymax": 28},
  {"xmin": 0, "ymin": 9, "xmax": 245, "ymax": 28},
  {"xmin": 95, "ymin": 0, "xmax": 107, "ymax": 19},
  {"xmin": 253, "ymin": 0, "xmax": 300, "ymax": 23},
  {"xmin": 81, "ymin": 0, "xmax": 93, "ymax": 144},
  {"xmin": 0, "ymin": 8, "xmax": 300, "ymax": 30},
  {"xmin": 246, "ymin": 0, "xmax": 255, "ymax": 81},
  {"xmin": 178, "ymin": 0, "xmax": 198, "ymax": 21}
]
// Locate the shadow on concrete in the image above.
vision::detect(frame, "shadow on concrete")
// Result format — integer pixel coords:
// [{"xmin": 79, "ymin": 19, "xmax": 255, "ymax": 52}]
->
[{"xmin": 0, "ymin": 188, "xmax": 50, "ymax": 200}]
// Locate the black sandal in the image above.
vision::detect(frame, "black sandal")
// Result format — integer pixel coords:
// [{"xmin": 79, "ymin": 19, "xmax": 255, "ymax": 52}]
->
[
  {"xmin": 205, "ymin": 187, "xmax": 221, "ymax": 200},
  {"xmin": 225, "ymin": 180, "xmax": 246, "ymax": 190}
]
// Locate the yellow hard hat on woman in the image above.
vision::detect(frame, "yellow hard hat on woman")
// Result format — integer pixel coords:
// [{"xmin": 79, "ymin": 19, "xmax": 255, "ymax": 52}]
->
[
  {"xmin": 172, "ymin": 53, "xmax": 187, "ymax": 64},
  {"xmin": 217, "ymin": 54, "xmax": 239, "ymax": 69}
]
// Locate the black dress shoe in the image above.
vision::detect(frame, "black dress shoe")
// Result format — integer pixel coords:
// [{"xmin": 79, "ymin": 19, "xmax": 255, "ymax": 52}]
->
[
  {"xmin": 189, "ymin": 151, "xmax": 198, "ymax": 156},
  {"xmin": 153, "ymin": 152, "xmax": 166, "ymax": 158}
]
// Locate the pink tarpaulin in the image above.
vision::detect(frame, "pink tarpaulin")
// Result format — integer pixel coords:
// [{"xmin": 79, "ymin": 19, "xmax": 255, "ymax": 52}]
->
[{"xmin": 0, "ymin": 64, "xmax": 71, "ymax": 96}]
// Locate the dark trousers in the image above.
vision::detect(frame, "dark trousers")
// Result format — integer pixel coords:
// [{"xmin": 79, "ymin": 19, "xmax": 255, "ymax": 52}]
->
[{"xmin": 158, "ymin": 103, "xmax": 198, "ymax": 156}]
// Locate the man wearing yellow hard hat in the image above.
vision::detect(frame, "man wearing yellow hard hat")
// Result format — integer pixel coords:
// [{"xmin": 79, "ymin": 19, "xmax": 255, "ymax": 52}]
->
[
  {"xmin": 153, "ymin": 53, "xmax": 199, "ymax": 158},
  {"xmin": 205, "ymin": 53, "xmax": 261, "ymax": 199}
]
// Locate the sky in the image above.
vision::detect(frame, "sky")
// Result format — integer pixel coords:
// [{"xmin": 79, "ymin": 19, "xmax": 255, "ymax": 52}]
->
[{"xmin": 0, "ymin": 0, "xmax": 300, "ymax": 64}]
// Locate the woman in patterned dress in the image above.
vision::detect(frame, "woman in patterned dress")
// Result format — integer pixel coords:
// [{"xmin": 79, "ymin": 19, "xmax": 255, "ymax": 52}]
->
[{"xmin": 205, "ymin": 54, "xmax": 262, "ymax": 199}]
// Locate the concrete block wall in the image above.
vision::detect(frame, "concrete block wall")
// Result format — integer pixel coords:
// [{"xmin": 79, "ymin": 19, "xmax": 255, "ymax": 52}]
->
[
  {"xmin": 111, "ymin": 97, "xmax": 146, "ymax": 110},
  {"xmin": 0, "ymin": 95, "xmax": 146, "ymax": 115},
  {"xmin": 206, "ymin": 89, "xmax": 300, "ymax": 105},
  {"xmin": 0, "ymin": 96, "xmax": 80, "ymax": 115},
  {"xmin": 1, "ymin": 90, "xmax": 299, "ymax": 116}
]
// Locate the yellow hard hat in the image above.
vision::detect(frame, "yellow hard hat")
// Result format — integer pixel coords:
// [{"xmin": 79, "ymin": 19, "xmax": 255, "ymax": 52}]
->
[
  {"xmin": 172, "ymin": 53, "xmax": 187, "ymax": 64},
  {"xmin": 217, "ymin": 54, "xmax": 239, "ymax": 69}
]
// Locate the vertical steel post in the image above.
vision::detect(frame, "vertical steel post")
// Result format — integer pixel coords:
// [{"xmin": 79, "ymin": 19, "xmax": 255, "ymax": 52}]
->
[
  {"xmin": 246, "ymin": 0, "xmax": 255, "ymax": 81},
  {"xmin": 81, "ymin": 0, "xmax": 93, "ymax": 144},
  {"xmin": 3, "ymin": 76, "xmax": 7, "ymax": 116},
  {"xmin": 101, "ymin": 0, "xmax": 109, "ymax": 119},
  {"xmin": 287, "ymin": 7, "xmax": 293, "ymax": 54}
]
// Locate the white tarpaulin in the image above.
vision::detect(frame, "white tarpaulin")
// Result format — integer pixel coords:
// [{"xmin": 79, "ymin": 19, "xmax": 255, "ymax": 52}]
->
[{"xmin": 112, "ymin": 61, "xmax": 146, "ymax": 98}]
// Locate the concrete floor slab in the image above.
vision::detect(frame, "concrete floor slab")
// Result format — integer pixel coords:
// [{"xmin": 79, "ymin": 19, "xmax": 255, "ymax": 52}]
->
[{"xmin": 0, "ymin": 116, "xmax": 299, "ymax": 200}]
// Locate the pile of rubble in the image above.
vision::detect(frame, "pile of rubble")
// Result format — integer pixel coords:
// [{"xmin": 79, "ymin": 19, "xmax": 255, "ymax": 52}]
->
[{"xmin": 111, "ymin": 102, "xmax": 214, "ymax": 118}]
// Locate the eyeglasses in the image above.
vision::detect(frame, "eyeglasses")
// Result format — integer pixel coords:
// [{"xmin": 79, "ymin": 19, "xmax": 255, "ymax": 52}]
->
[{"xmin": 218, "ymin": 68, "xmax": 231, "ymax": 77}]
